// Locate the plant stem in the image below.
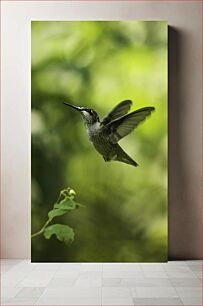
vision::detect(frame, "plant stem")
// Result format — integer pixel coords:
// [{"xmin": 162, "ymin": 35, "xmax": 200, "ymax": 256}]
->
[
  {"xmin": 31, "ymin": 219, "xmax": 51, "ymax": 238},
  {"xmin": 31, "ymin": 190, "xmax": 65, "ymax": 239}
]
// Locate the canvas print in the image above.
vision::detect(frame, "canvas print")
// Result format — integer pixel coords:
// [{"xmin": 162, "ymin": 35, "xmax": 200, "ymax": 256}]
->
[{"xmin": 31, "ymin": 21, "xmax": 168, "ymax": 262}]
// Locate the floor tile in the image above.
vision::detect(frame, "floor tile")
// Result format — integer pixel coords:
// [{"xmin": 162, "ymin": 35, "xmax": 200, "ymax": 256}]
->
[
  {"xmin": 102, "ymin": 278, "xmax": 122, "ymax": 287},
  {"xmin": 143, "ymin": 271, "xmax": 168, "ymax": 278},
  {"xmin": 1, "ymin": 259, "xmax": 25, "ymax": 265},
  {"xmin": 180, "ymin": 296, "xmax": 202, "ymax": 305},
  {"xmin": 103, "ymin": 263, "xmax": 143, "ymax": 277},
  {"xmin": 186, "ymin": 260, "xmax": 202, "ymax": 266},
  {"xmin": 2, "ymin": 287, "xmax": 22, "ymax": 298},
  {"xmin": 32, "ymin": 263, "xmax": 59, "ymax": 272},
  {"xmin": 41, "ymin": 286, "xmax": 101, "ymax": 298},
  {"xmin": 102, "ymin": 287, "xmax": 132, "ymax": 298},
  {"xmin": 134, "ymin": 287, "xmax": 178, "ymax": 298},
  {"xmin": 78, "ymin": 271, "xmax": 102, "ymax": 278},
  {"xmin": 57, "ymin": 263, "xmax": 81, "ymax": 271},
  {"xmin": 35, "ymin": 297, "xmax": 101, "ymax": 305},
  {"xmin": 103, "ymin": 263, "xmax": 142, "ymax": 272},
  {"xmin": 102, "ymin": 297, "xmax": 134, "ymax": 305},
  {"xmin": 194, "ymin": 271, "xmax": 202, "ymax": 279},
  {"xmin": 47, "ymin": 277, "xmax": 76, "ymax": 288},
  {"xmin": 15, "ymin": 287, "xmax": 45, "ymax": 298},
  {"xmin": 166, "ymin": 271, "xmax": 197, "ymax": 278},
  {"xmin": 175, "ymin": 287, "xmax": 202, "ymax": 298},
  {"xmin": 74, "ymin": 271, "xmax": 102, "ymax": 287},
  {"xmin": 75, "ymin": 277, "xmax": 102, "ymax": 287},
  {"xmin": 103, "ymin": 270, "xmax": 143, "ymax": 278},
  {"xmin": 123, "ymin": 277, "xmax": 172, "ymax": 287},
  {"xmin": 167, "ymin": 261, "xmax": 187, "ymax": 265},
  {"xmin": 141, "ymin": 264, "xmax": 165, "ymax": 272},
  {"xmin": 140, "ymin": 262, "xmax": 166, "ymax": 266},
  {"xmin": 133, "ymin": 297, "xmax": 183, "ymax": 305},
  {"xmin": 81, "ymin": 263, "xmax": 102, "ymax": 272},
  {"xmin": 1, "ymin": 259, "xmax": 202, "ymax": 306},
  {"xmin": 164, "ymin": 265, "xmax": 192, "ymax": 272},
  {"xmin": 54, "ymin": 270, "xmax": 80, "ymax": 278},
  {"xmin": 2, "ymin": 262, "xmax": 35, "ymax": 286},
  {"xmin": 2, "ymin": 265, "xmax": 15, "ymax": 274},
  {"xmin": 189, "ymin": 264, "xmax": 202, "ymax": 272},
  {"xmin": 1, "ymin": 299, "xmax": 10, "ymax": 305},
  {"xmin": 169, "ymin": 277, "xmax": 202, "ymax": 287},
  {"xmin": 3, "ymin": 296, "xmax": 38, "ymax": 305},
  {"xmin": 17, "ymin": 271, "xmax": 55, "ymax": 287}
]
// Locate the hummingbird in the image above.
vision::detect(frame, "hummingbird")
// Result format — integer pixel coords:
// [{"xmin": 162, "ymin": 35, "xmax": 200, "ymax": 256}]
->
[{"xmin": 64, "ymin": 100, "xmax": 155, "ymax": 167}]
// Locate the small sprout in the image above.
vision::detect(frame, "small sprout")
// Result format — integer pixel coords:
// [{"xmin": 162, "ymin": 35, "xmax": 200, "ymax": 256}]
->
[
  {"xmin": 31, "ymin": 187, "xmax": 84, "ymax": 244},
  {"xmin": 68, "ymin": 188, "xmax": 76, "ymax": 196}
]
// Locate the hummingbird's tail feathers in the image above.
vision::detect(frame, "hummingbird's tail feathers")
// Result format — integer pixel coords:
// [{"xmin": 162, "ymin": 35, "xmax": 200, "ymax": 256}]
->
[{"xmin": 115, "ymin": 145, "xmax": 138, "ymax": 167}]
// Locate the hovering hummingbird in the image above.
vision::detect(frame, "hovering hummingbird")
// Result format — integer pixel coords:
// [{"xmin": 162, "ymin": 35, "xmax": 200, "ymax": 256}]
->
[{"xmin": 64, "ymin": 100, "xmax": 155, "ymax": 167}]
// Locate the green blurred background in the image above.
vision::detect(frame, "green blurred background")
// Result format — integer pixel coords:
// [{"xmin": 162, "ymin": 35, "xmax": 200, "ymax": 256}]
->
[{"xmin": 31, "ymin": 21, "xmax": 168, "ymax": 262}]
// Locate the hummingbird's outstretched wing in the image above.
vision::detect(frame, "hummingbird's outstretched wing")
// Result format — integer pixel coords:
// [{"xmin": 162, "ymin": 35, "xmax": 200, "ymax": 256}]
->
[
  {"xmin": 105, "ymin": 106, "xmax": 155, "ymax": 143},
  {"xmin": 102, "ymin": 100, "xmax": 132, "ymax": 125}
]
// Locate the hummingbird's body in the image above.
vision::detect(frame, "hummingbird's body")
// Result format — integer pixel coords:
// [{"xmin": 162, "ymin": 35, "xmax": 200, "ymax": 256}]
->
[
  {"xmin": 64, "ymin": 100, "xmax": 155, "ymax": 167},
  {"xmin": 85, "ymin": 119, "xmax": 138, "ymax": 167}
]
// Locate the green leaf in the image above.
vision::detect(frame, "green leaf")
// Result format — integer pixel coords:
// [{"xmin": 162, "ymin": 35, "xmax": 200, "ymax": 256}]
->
[
  {"xmin": 54, "ymin": 198, "xmax": 77, "ymax": 211},
  {"xmin": 43, "ymin": 224, "xmax": 75, "ymax": 244},
  {"xmin": 48, "ymin": 200, "xmax": 84, "ymax": 221},
  {"xmin": 48, "ymin": 209, "xmax": 67, "ymax": 220}
]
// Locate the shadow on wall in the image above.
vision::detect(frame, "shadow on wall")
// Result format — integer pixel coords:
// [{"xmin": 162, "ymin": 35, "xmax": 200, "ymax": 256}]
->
[{"xmin": 168, "ymin": 26, "xmax": 202, "ymax": 260}]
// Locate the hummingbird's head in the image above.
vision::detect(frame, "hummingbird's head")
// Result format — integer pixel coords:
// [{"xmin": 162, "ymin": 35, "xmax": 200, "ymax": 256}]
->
[{"xmin": 64, "ymin": 102, "xmax": 100, "ymax": 124}]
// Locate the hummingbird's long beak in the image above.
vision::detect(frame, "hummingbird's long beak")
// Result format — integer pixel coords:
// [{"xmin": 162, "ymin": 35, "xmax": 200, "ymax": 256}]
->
[{"xmin": 63, "ymin": 102, "xmax": 82, "ymax": 111}]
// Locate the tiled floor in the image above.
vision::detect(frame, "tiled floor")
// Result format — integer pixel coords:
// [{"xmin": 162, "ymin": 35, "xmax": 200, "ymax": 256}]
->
[{"xmin": 1, "ymin": 260, "xmax": 202, "ymax": 305}]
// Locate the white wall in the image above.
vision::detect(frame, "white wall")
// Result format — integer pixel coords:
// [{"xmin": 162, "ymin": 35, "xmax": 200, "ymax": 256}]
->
[{"xmin": 1, "ymin": 1, "xmax": 202, "ymax": 259}]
